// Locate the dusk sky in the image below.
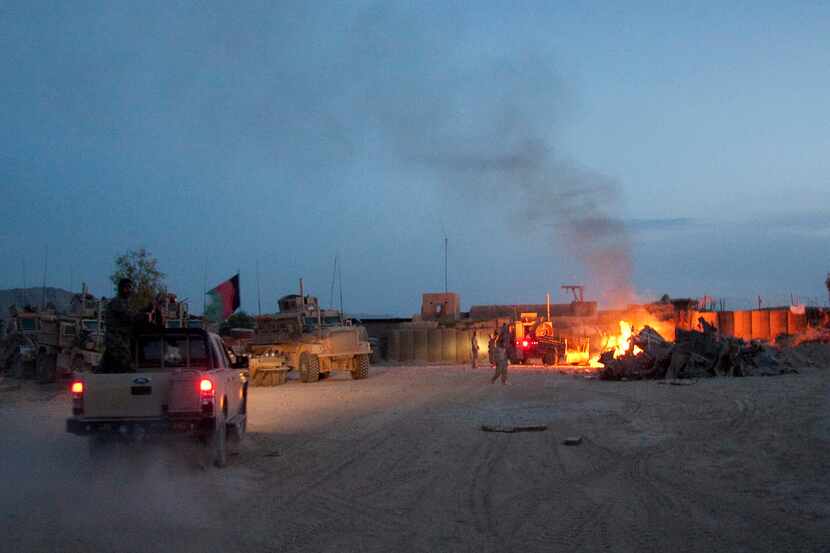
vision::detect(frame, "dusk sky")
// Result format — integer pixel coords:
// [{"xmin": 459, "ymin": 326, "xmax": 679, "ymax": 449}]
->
[{"xmin": 2, "ymin": 1, "xmax": 828, "ymax": 315}]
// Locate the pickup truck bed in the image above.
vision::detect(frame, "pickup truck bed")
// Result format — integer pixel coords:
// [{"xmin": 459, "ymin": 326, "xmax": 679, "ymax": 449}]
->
[{"xmin": 67, "ymin": 328, "xmax": 248, "ymax": 467}]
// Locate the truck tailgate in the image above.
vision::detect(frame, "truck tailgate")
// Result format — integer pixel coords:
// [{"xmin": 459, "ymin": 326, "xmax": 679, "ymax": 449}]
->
[{"xmin": 84, "ymin": 372, "xmax": 172, "ymax": 418}]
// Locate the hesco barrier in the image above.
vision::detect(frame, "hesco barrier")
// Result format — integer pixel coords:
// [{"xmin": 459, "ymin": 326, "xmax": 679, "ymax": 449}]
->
[
  {"xmin": 770, "ymin": 310, "xmax": 788, "ymax": 341},
  {"xmin": 427, "ymin": 329, "xmax": 442, "ymax": 362},
  {"xmin": 442, "ymin": 329, "xmax": 456, "ymax": 362},
  {"xmin": 388, "ymin": 330, "xmax": 401, "ymax": 362},
  {"xmin": 681, "ymin": 308, "xmax": 808, "ymax": 343},
  {"xmin": 382, "ymin": 328, "xmax": 488, "ymax": 364},
  {"xmin": 457, "ymin": 330, "xmax": 471, "ymax": 364},
  {"xmin": 400, "ymin": 330, "xmax": 414, "ymax": 363},
  {"xmin": 413, "ymin": 329, "xmax": 428, "ymax": 362}
]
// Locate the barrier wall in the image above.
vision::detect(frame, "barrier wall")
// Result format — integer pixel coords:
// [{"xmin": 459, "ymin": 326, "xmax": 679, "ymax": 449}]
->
[
  {"xmin": 733, "ymin": 311, "xmax": 753, "ymax": 341},
  {"xmin": 381, "ymin": 307, "xmax": 813, "ymax": 363},
  {"xmin": 413, "ymin": 329, "xmax": 428, "ymax": 362},
  {"xmin": 427, "ymin": 329, "xmax": 442, "ymax": 362},
  {"xmin": 400, "ymin": 330, "xmax": 414, "ymax": 363},
  {"xmin": 769, "ymin": 310, "xmax": 788, "ymax": 340},
  {"xmin": 788, "ymin": 311, "xmax": 807, "ymax": 334},
  {"xmin": 456, "ymin": 330, "xmax": 471, "ymax": 363},
  {"xmin": 442, "ymin": 329, "xmax": 456, "ymax": 363},
  {"xmin": 388, "ymin": 330, "xmax": 401, "ymax": 363},
  {"xmin": 717, "ymin": 311, "xmax": 735, "ymax": 338},
  {"xmin": 751, "ymin": 310, "xmax": 771, "ymax": 341}
]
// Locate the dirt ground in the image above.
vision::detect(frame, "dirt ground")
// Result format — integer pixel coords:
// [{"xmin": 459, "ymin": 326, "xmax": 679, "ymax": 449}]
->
[{"xmin": 1, "ymin": 364, "xmax": 828, "ymax": 553}]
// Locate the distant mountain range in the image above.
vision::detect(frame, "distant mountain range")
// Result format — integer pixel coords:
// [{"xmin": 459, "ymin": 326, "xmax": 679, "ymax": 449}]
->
[{"xmin": 0, "ymin": 287, "xmax": 76, "ymax": 318}]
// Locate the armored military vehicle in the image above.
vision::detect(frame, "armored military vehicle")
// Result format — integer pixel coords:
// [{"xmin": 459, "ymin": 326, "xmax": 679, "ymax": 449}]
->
[{"xmin": 248, "ymin": 291, "xmax": 371, "ymax": 385}]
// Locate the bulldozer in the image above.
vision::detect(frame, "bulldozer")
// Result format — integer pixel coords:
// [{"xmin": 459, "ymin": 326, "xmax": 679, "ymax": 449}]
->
[{"xmin": 247, "ymin": 285, "xmax": 371, "ymax": 385}]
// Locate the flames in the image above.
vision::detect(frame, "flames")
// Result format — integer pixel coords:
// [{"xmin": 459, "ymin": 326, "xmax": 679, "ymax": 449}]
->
[
  {"xmin": 589, "ymin": 320, "xmax": 644, "ymax": 367},
  {"xmin": 608, "ymin": 320, "xmax": 643, "ymax": 358}
]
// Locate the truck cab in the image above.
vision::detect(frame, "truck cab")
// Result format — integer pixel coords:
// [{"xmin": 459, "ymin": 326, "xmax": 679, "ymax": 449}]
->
[{"xmin": 66, "ymin": 328, "xmax": 248, "ymax": 467}]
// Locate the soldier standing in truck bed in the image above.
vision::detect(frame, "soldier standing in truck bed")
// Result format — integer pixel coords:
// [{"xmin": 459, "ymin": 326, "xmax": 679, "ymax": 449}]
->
[{"xmin": 98, "ymin": 278, "xmax": 151, "ymax": 373}]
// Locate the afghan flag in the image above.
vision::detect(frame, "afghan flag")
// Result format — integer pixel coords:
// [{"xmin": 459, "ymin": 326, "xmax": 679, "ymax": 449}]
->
[{"xmin": 205, "ymin": 273, "xmax": 240, "ymax": 322}]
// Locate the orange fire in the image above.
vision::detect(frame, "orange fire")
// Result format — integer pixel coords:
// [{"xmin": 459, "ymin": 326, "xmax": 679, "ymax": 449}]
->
[{"xmin": 589, "ymin": 320, "xmax": 643, "ymax": 367}]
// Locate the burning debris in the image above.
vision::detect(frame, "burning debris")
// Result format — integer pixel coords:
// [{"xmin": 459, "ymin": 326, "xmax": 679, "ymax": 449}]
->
[{"xmin": 597, "ymin": 317, "xmax": 807, "ymax": 380}]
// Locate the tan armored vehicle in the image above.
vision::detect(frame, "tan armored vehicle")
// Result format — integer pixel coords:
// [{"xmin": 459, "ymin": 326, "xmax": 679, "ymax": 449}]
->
[
  {"xmin": 1, "ymin": 309, "xmax": 39, "ymax": 378},
  {"xmin": 248, "ymin": 292, "xmax": 371, "ymax": 385}
]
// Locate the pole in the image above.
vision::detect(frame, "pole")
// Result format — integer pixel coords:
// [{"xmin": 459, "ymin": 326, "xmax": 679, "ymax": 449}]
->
[
  {"xmin": 546, "ymin": 292, "xmax": 551, "ymax": 322},
  {"xmin": 329, "ymin": 255, "xmax": 338, "ymax": 309},
  {"xmin": 256, "ymin": 260, "xmax": 262, "ymax": 316},
  {"xmin": 444, "ymin": 236, "xmax": 448, "ymax": 293},
  {"xmin": 41, "ymin": 244, "xmax": 48, "ymax": 309},
  {"xmin": 338, "ymin": 261, "xmax": 344, "ymax": 320},
  {"xmin": 21, "ymin": 257, "xmax": 27, "ymax": 307}
]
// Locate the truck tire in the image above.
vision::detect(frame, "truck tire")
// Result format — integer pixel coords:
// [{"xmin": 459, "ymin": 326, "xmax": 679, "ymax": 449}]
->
[
  {"xmin": 299, "ymin": 353, "xmax": 320, "ymax": 383},
  {"xmin": 208, "ymin": 410, "xmax": 228, "ymax": 468},
  {"xmin": 36, "ymin": 352, "xmax": 56, "ymax": 384},
  {"xmin": 351, "ymin": 354, "xmax": 369, "ymax": 380},
  {"xmin": 11, "ymin": 355, "xmax": 25, "ymax": 379},
  {"xmin": 542, "ymin": 352, "xmax": 556, "ymax": 366}
]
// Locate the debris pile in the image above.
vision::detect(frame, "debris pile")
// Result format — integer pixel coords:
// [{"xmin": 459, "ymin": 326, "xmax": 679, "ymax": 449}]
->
[{"xmin": 599, "ymin": 318, "xmax": 807, "ymax": 380}]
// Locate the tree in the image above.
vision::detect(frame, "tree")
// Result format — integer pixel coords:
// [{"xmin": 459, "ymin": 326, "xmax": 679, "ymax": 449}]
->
[
  {"xmin": 220, "ymin": 310, "xmax": 256, "ymax": 335},
  {"xmin": 110, "ymin": 248, "xmax": 166, "ymax": 310}
]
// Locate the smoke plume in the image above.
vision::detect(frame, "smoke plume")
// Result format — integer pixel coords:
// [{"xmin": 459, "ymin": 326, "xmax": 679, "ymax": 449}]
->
[{"xmin": 348, "ymin": 4, "xmax": 635, "ymax": 305}]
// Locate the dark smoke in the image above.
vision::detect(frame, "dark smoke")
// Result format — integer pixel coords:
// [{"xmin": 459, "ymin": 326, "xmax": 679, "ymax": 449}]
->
[
  {"xmin": 349, "ymin": 4, "xmax": 636, "ymax": 306},
  {"xmin": 417, "ymin": 140, "xmax": 634, "ymax": 306}
]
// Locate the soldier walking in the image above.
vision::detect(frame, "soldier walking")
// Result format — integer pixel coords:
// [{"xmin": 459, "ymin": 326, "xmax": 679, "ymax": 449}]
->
[
  {"xmin": 470, "ymin": 330, "xmax": 480, "ymax": 368},
  {"xmin": 487, "ymin": 331, "xmax": 496, "ymax": 367},
  {"xmin": 491, "ymin": 323, "xmax": 510, "ymax": 385}
]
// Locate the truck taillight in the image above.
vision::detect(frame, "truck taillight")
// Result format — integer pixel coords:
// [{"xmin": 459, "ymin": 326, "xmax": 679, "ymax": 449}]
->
[
  {"xmin": 521, "ymin": 340, "xmax": 529, "ymax": 348},
  {"xmin": 71, "ymin": 380, "xmax": 84, "ymax": 416},
  {"xmin": 200, "ymin": 378, "xmax": 215, "ymax": 415}
]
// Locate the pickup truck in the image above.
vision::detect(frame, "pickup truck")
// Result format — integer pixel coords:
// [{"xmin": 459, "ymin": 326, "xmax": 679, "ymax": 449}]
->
[{"xmin": 66, "ymin": 328, "xmax": 248, "ymax": 467}]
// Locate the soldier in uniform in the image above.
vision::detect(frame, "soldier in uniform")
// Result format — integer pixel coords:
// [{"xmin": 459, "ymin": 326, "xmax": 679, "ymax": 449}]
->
[
  {"xmin": 98, "ymin": 278, "xmax": 151, "ymax": 373},
  {"xmin": 470, "ymin": 330, "xmax": 480, "ymax": 368},
  {"xmin": 491, "ymin": 323, "xmax": 510, "ymax": 385},
  {"xmin": 487, "ymin": 331, "xmax": 496, "ymax": 367}
]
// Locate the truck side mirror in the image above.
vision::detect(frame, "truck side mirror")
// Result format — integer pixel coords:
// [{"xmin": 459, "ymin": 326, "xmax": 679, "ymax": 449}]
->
[{"xmin": 232, "ymin": 356, "xmax": 249, "ymax": 369}]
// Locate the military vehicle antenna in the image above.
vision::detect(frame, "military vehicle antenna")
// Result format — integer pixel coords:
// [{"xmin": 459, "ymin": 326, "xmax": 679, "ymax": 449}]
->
[
  {"xmin": 338, "ymin": 260, "xmax": 344, "ymax": 320},
  {"xmin": 329, "ymin": 255, "xmax": 338, "ymax": 309},
  {"xmin": 41, "ymin": 244, "xmax": 48, "ymax": 309}
]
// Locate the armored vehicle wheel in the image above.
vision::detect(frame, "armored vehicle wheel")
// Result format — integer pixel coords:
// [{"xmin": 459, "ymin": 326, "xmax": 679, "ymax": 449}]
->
[
  {"xmin": 36, "ymin": 352, "xmax": 56, "ymax": 384},
  {"xmin": 299, "ymin": 352, "xmax": 320, "ymax": 383},
  {"xmin": 542, "ymin": 352, "xmax": 556, "ymax": 366},
  {"xmin": 11, "ymin": 355, "xmax": 25, "ymax": 379},
  {"xmin": 351, "ymin": 354, "xmax": 369, "ymax": 380}
]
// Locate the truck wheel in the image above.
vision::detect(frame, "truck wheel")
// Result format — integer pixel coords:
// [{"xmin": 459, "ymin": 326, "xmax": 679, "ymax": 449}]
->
[
  {"xmin": 351, "ymin": 354, "xmax": 369, "ymax": 380},
  {"xmin": 542, "ymin": 352, "xmax": 556, "ymax": 366},
  {"xmin": 11, "ymin": 355, "xmax": 24, "ymax": 379},
  {"xmin": 36, "ymin": 353, "xmax": 56, "ymax": 384},
  {"xmin": 299, "ymin": 353, "xmax": 320, "ymax": 383},
  {"xmin": 208, "ymin": 411, "xmax": 228, "ymax": 468}
]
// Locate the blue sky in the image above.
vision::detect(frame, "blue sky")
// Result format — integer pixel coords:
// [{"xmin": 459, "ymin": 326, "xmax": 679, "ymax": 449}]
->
[{"xmin": 1, "ymin": 1, "xmax": 828, "ymax": 315}]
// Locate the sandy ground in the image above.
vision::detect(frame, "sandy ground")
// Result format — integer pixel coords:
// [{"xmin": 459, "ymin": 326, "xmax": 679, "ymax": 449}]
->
[{"xmin": 1, "ymin": 364, "xmax": 828, "ymax": 553}]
